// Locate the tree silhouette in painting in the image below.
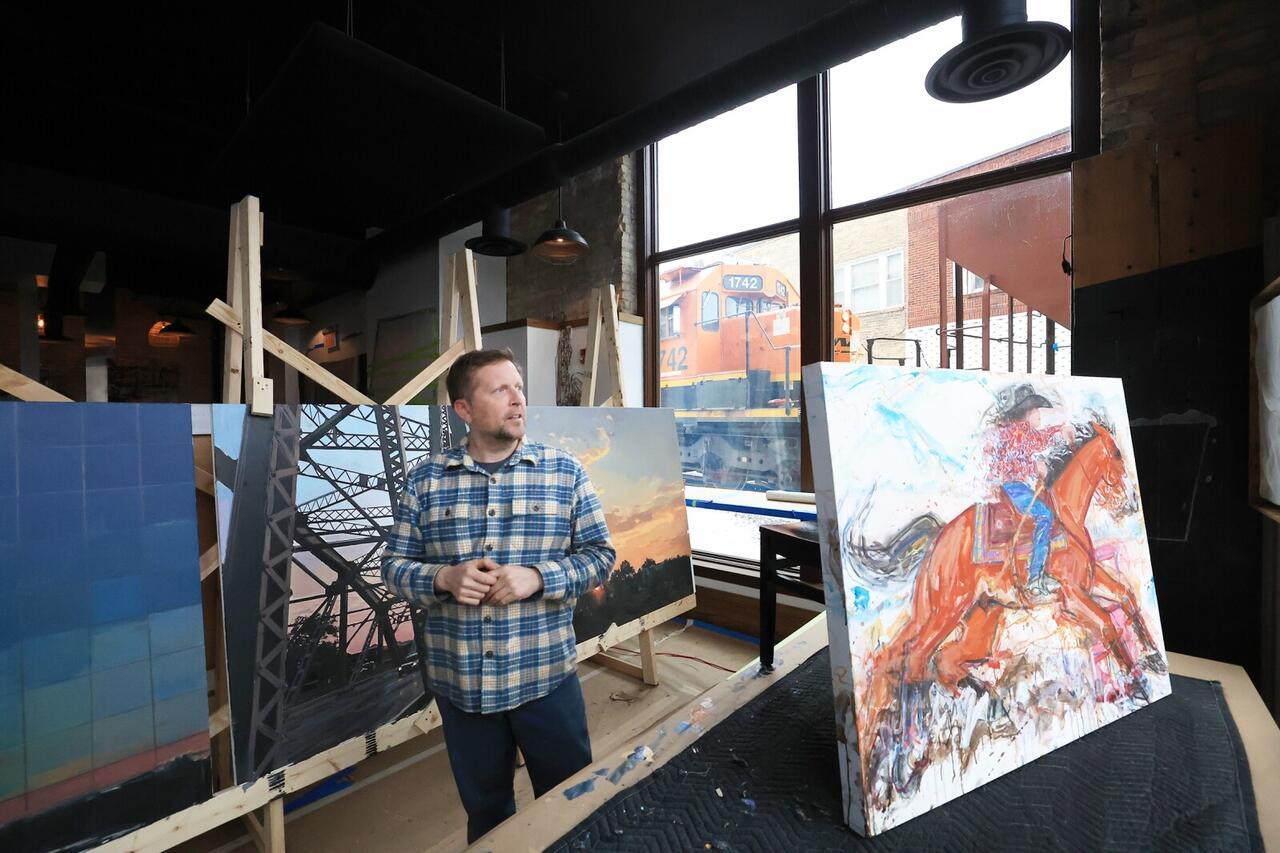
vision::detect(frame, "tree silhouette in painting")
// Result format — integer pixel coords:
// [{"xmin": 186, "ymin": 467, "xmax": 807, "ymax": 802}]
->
[{"xmin": 572, "ymin": 553, "xmax": 695, "ymax": 641}]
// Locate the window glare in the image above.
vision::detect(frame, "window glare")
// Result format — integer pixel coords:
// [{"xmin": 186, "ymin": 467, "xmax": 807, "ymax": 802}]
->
[{"xmin": 657, "ymin": 86, "xmax": 799, "ymax": 251}]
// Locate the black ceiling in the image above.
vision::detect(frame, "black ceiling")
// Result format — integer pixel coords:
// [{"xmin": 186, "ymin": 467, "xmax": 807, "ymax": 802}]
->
[{"xmin": 0, "ymin": 0, "xmax": 958, "ymax": 295}]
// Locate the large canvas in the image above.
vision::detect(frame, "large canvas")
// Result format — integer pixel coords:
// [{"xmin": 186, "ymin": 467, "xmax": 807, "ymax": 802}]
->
[
  {"xmin": 803, "ymin": 365, "xmax": 1171, "ymax": 836},
  {"xmin": 212, "ymin": 404, "xmax": 692, "ymax": 785},
  {"xmin": 0, "ymin": 403, "xmax": 211, "ymax": 851}
]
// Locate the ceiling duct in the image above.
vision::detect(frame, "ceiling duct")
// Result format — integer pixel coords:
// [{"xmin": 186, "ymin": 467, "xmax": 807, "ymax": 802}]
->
[{"xmin": 925, "ymin": 0, "xmax": 1069, "ymax": 103}]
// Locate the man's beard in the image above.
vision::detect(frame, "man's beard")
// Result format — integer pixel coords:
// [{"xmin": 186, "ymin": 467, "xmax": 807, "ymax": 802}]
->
[{"xmin": 494, "ymin": 419, "xmax": 525, "ymax": 443}]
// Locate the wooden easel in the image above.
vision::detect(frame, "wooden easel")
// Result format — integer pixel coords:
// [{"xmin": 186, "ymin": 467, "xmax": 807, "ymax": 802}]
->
[{"xmin": 575, "ymin": 284, "xmax": 660, "ymax": 686}]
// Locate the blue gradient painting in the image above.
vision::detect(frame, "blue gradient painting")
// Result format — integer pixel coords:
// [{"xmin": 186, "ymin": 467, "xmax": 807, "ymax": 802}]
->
[{"xmin": 0, "ymin": 403, "xmax": 211, "ymax": 850}]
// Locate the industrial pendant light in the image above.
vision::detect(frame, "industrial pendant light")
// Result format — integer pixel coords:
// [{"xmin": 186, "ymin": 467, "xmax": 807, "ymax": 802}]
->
[
  {"xmin": 532, "ymin": 186, "xmax": 588, "ymax": 265},
  {"xmin": 160, "ymin": 317, "xmax": 197, "ymax": 339},
  {"xmin": 466, "ymin": 204, "xmax": 526, "ymax": 257},
  {"xmin": 925, "ymin": 0, "xmax": 1070, "ymax": 103}
]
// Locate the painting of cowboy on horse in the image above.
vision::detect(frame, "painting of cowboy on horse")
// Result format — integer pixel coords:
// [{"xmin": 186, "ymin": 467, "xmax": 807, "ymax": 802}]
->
[{"xmin": 804, "ymin": 365, "xmax": 1172, "ymax": 836}]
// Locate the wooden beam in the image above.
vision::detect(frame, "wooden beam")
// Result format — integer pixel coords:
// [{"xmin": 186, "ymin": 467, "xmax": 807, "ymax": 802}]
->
[
  {"xmin": 222, "ymin": 202, "xmax": 245, "ymax": 404},
  {"xmin": 457, "ymin": 249, "xmax": 483, "ymax": 353},
  {"xmin": 208, "ymin": 703, "xmax": 230, "ymax": 738},
  {"xmin": 437, "ymin": 253, "xmax": 462, "ymax": 405},
  {"xmin": 582, "ymin": 288, "xmax": 603, "ymax": 406},
  {"xmin": 637, "ymin": 627, "xmax": 659, "ymax": 685},
  {"xmin": 236, "ymin": 195, "xmax": 273, "ymax": 415},
  {"xmin": 0, "ymin": 363, "xmax": 72, "ymax": 401},
  {"xmin": 576, "ymin": 593, "xmax": 697, "ymax": 661},
  {"xmin": 194, "ymin": 465, "xmax": 215, "ymax": 496},
  {"xmin": 592, "ymin": 653, "xmax": 646, "ymax": 682},
  {"xmin": 199, "ymin": 544, "xmax": 221, "ymax": 581},
  {"xmin": 601, "ymin": 284, "xmax": 625, "ymax": 406},
  {"xmin": 383, "ymin": 340, "xmax": 467, "ymax": 406},
  {"xmin": 207, "ymin": 299, "xmax": 375, "ymax": 405}
]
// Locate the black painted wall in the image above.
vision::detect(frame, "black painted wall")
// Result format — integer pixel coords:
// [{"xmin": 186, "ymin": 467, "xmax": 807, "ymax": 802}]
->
[{"xmin": 1073, "ymin": 248, "xmax": 1264, "ymax": 682}]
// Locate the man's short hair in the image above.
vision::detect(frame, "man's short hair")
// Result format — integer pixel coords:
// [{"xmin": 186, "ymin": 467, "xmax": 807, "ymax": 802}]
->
[{"xmin": 446, "ymin": 348, "xmax": 520, "ymax": 401}]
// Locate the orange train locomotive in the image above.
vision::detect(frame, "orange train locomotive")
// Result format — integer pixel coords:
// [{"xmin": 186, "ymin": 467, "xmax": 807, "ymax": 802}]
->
[{"xmin": 658, "ymin": 262, "xmax": 859, "ymax": 490}]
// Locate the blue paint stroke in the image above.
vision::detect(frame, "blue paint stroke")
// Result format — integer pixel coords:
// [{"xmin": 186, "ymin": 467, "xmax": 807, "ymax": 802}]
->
[
  {"xmin": 871, "ymin": 401, "xmax": 965, "ymax": 473},
  {"xmin": 607, "ymin": 746, "xmax": 650, "ymax": 784},
  {"xmin": 675, "ymin": 721, "xmax": 692, "ymax": 734},
  {"xmin": 564, "ymin": 778, "xmax": 596, "ymax": 800},
  {"xmin": 852, "ymin": 586, "xmax": 870, "ymax": 611}
]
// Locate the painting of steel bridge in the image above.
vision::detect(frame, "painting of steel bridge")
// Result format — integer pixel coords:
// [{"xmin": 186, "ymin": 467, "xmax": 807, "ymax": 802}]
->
[{"xmin": 215, "ymin": 403, "xmax": 443, "ymax": 784}]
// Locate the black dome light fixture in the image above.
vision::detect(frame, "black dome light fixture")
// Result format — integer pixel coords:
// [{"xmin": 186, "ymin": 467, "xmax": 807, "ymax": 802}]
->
[
  {"xmin": 466, "ymin": 204, "xmax": 527, "ymax": 257},
  {"xmin": 925, "ymin": 0, "xmax": 1070, "ymax": 103},
  {"xmin": 532, "ymin": 186, "xmax": 589, "ymax": 265}
]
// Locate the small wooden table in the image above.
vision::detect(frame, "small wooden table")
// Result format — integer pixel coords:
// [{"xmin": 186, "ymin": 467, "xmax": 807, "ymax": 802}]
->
[{"xmin": 758, "ymin": 521, "xmax": 824, "ymax": 672}]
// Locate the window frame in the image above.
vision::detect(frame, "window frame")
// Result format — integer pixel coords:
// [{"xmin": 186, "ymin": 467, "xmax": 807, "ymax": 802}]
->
[{"xmin": 641, "ymin": 1, "xmax": 1099, "ymax": 493}]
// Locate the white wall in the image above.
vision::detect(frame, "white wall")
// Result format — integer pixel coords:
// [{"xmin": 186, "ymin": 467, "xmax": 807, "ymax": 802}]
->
[{"xmin": 439, "ymin": 223, "xmax": 506, "ymax": 339}]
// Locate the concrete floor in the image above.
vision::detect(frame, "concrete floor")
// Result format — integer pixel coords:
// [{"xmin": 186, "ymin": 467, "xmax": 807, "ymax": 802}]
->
[{"xmin": 177, "ymin": 621, "xmax": 758, "ymax": 853}]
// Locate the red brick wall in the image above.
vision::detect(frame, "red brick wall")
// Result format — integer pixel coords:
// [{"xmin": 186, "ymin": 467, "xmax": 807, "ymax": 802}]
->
[{"xmin": 905, "ymin": 132, "xmax": 1069, "ymax": 332}]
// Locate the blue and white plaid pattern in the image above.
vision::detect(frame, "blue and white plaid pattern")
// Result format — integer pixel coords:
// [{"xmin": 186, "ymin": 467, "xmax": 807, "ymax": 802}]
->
[{"xmin": 382, "ymin": 438, "xmax": 615, "ymax": 713}]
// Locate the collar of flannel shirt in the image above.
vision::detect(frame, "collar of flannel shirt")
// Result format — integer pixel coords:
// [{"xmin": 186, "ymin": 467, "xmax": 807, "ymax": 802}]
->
[{"xmin": 445, "ymin": 435, "xmax": 542, "ymax": 472}]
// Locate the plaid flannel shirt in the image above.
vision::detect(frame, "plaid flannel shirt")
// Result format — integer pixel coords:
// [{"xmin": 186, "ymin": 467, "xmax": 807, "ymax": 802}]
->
[{"xmin": 381, "ymin": 438, "xmax": 615, "ymax": 714}]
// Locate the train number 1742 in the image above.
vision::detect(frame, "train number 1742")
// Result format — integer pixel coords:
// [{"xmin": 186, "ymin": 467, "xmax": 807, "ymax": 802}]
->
[{"xmin": 660, "ymin": 346, "xmax": 688, "ymax": 372}]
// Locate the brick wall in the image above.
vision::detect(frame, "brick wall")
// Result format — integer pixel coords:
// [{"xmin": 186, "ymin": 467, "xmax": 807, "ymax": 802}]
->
[
  {"xmin": 1101, "ymin": 0, "xmax": 1280, "ymax": 200},
  {"xmin": 507, "ymin": 155, "xmax": 639, "ymax": 323},
  {"xmin": 905, "ymin": 132, "xmax": 1069, "ymax": 332}
]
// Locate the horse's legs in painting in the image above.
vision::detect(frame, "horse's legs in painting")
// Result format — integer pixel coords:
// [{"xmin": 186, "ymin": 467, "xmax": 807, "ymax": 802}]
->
[
  {"xmin": 901, "ymin": 522, "xmax": 977, "ymax": 684},
  {"xmin": 1055, "ymin": 572, "xmax": 1139, "ymax": 675},
  {"xmin": 1088, "ymin": 561, "xmax": 1160, "ymax": 660},
  {"xmin": 934, "ymin": 601, "xmax": 1007, "ymax": 694}
]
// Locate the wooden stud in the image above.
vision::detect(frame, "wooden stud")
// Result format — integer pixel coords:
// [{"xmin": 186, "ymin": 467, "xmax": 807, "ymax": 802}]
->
[
  {"xmin": 582, "ymin": 288, "xmax": 604, "ymax": 406},
  {"xmin": 208, "ymin": 703, "xmax": 230, "ymax": 738},
  {"xmin": 601, "ymin": 284, "xmax": 625, "ymax": 406},
  {"xmin": 637, "ymin": 627, "xmax": 659, "ymax": 686},
  {"xmin": 207, "ymin": 299, "xmax": 376, "ymax": 405},
  {"xmin": 457, "ymin": 248, "xmax": 483, "ymax": 354},
  {"xmin": 223, "ymin": 202, "xmax": 245, "ymax": 404},
  {"xmin": 236, "ymin": 195, "xmax": 273, "ymax": 415},
  {"xmin": 199, "ymin": 545, "xmax": 220, "ymax": 581},
  {"xmin": 575, "ymin": 593, "xmax": 696, "ymax": 661},
  {"xmin": 436, "ymin": 252, "xmax": 462, "ymax": 405},
  {"xmin": 592, "ymin": 653, "xmax": 646, "ymax": 682},
  {"xmin": 0, "ymin": 363, "xmax": 72, "ymax": 402},
  {"xmin": 383, "ymin": 340, "xmax": 467, "ymax": 406}
]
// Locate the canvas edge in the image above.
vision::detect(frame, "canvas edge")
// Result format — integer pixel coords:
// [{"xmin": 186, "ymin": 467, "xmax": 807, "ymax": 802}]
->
[{"xmin": 801, "ymin": 362, "xmax": 868, "ymax": 836}]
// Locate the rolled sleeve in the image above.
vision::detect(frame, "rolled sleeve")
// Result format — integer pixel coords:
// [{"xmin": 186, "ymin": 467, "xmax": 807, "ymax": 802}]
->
[
  {"xmin": 381, "ymin": 482, "xmax": 453, "ymax": 606},
  {"xmin": 536, "ymin": 461, "xmax": 616, "ymax": 602}
]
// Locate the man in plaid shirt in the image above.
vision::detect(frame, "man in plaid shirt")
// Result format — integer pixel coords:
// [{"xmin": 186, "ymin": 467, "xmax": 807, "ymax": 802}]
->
[{"xmin": 382, "ymin": 349, "xmax": 615, "ymax": 842}]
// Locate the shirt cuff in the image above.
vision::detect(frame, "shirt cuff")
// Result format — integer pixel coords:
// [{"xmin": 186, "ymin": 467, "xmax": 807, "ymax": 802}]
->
[
  {"xmin": 531, "ymin": 560, "xmax": 569, "ymax": 601},
  {"xmin": 417, "ymin": 562, "xmax": 454, "ymax": 604}
]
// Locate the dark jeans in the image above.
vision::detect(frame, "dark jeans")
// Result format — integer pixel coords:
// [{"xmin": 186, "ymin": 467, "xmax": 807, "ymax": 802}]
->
[{"xmin": 436, "ymin": 672, "xmax": 593, "ymax": 843}]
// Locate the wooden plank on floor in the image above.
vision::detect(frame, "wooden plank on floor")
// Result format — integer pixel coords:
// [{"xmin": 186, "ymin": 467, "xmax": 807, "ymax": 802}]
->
[{"xmin": 473, "ymin": 614, "xmax": 831, "ymax": 851}]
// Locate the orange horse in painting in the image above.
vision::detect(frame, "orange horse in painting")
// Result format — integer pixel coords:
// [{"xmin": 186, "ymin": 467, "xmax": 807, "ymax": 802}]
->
[{"xmin": 856, "ymin": 422, "xmax": 1163, "ymax": 804}]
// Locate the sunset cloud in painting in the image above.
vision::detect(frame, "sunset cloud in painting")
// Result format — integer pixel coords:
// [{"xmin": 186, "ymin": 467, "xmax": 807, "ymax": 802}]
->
[{"xmin": 528, "ymin": 408, "xmax": 692, "ymax": 573}]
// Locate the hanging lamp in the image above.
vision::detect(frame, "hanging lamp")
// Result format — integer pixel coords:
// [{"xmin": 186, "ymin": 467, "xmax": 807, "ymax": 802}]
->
[{"xmin": 532, "ymin": 186, "xmax": 589, "ymax": 265}]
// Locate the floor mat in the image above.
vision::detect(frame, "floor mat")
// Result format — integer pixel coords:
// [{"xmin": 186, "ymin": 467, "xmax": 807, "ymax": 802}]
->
[{"xmin": 551, "ymin": 649, "xmax": 1262, "ymax": 851}]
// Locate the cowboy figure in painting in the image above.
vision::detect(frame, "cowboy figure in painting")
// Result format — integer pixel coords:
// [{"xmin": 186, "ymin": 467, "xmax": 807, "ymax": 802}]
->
[
  {"xmin": 984, "ymin": 384, "xmax": 1076, "ymax": 596},
  {"xmin": 381, "ymin": 348, "xmax": 615, "ymax": 844}
]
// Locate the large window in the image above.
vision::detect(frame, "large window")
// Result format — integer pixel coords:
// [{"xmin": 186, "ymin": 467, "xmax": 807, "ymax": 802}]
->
[
  {"xmin": 647, "ymin": 0, "xmax": 1086, "ymax": 520},
  {"xmin": 657, "ymin": 235, "xmax": 802, "ymax": 492}
]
